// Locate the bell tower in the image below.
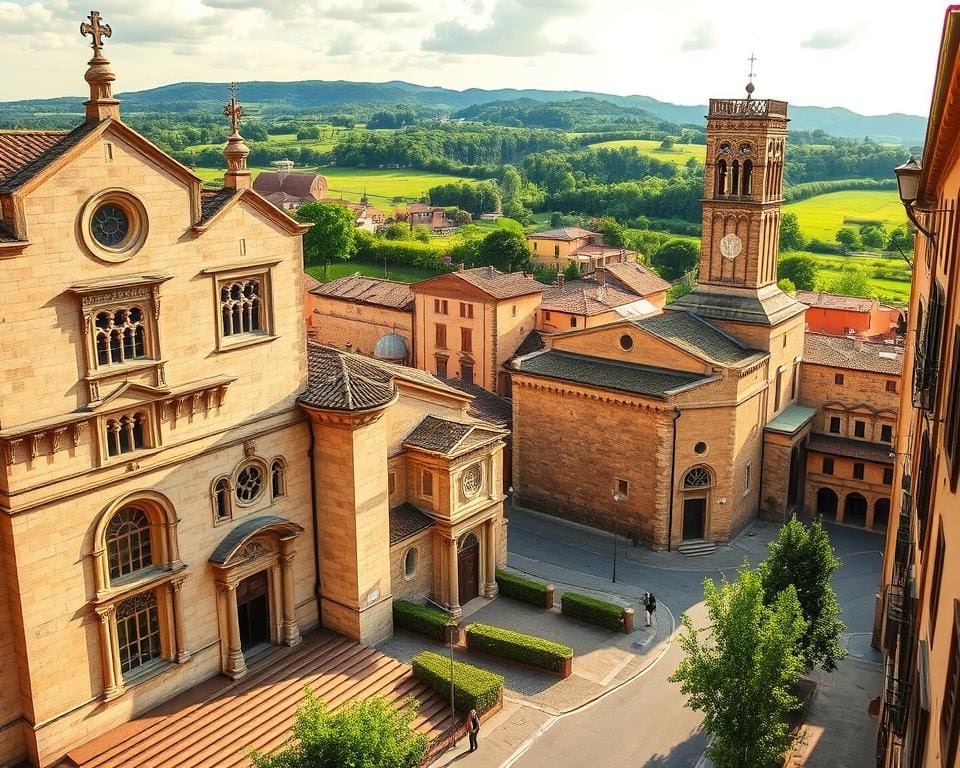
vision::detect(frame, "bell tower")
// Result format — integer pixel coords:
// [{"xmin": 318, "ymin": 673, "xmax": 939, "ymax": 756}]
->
[{"xmin": 671, "ymin": 86, "xmax": 805, "ymax": 329}]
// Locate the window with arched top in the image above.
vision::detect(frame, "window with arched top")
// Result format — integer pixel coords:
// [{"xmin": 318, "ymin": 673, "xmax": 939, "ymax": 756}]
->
[
  {"xmin": 459, "ymin": 531, "xmax": 480, "ymax": 551},
  {"xmin": 95, "ymin": 307, "xmax": 147, "ymax": 366},
  {"xmin": 683, "ymin": 467, "xmax": 712, "ymax": 489},
  {"xmin": 731, "ymin": 160, "xmax": 740, "ymax": 196},
  {"xmin": 220, "ymin": 279, "xmax": 263, "ymax": 337},
  {"xmin": 214, "ymin": 477, "xmax": 232, "ymax": 522},
  {"xmin": 104, "ymin": 411, "xmax": 148, "ymax": 457},
  {"xmin": 106, "ymin": 507, "xmax": 153, "ymax": 581},
  {"xmin": 404, "ymin": 547, "xmax": 418, "ymax": 579},
  {"xmin": 235, "ymin": 462, "xmax": 265, "ymax": 505},
  {"xmin": 716, "ymin": 159, "xmax": 727, "ymax": 196},
  {"xmin": 742, "ymin": 159, "xmax": 753, "ymax": 195},
  {"xmin": 271, "ymin": 459, "xmax": 286, "ymax": 499}
]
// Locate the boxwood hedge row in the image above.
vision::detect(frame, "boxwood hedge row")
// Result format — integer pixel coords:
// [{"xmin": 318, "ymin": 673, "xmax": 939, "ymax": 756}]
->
[
  {"xmin": 393, "ymin": 600, "xmax": 451, "ymax": 641},
  {"xmin": 465, "ymin": 623, "xmax": 572, "ymax": 673},
  {"xmin": 495, "ymin": 569, "xmax": 552, "ymax": 607},
  {"xmin": 412, "ymin": 651, "xmax": 503, "ymax": 714},
  {"xmin": 560, "ymin": 591, "xmax": 624, "ymax": 631}
]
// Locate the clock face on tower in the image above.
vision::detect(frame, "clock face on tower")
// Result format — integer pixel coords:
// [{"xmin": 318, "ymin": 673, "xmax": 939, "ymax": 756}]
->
[{"xmin": 720, "ymin": 233, "xmax": 742, "ymax": 260}]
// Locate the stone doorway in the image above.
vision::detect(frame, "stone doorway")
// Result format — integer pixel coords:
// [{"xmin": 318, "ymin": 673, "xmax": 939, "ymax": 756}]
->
[
  {"xmin": 844, "ymin": 493, "xmax": 868, "ymax": 528},
  {"xmin": 816, "ymin": 487, "xmax": 838, "ymax": 519},
  {"xmin": 458, "ymin": 532, "xmax": 480, "ymax": 605},
  {"xmin": 682, "ymin": 497, "xmax": 707, "ymax": 540},
  {"xmin": 237, "ymin": 571, "xmax": 271, "ymax": 654},
  {"xmin": 873, "ymin": 498, "xmax": 891, "ymax": 531}
]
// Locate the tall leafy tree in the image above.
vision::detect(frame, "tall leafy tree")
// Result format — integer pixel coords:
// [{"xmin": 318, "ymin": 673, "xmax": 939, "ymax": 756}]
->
[
  {"xmin": 670, "ymin": 567, "xmax": 807, "ymax": 768},
  {"xmin": 478, "ymin": 229, "xmax": 531, "ymax": 273},
  {"xmin": 759, "ymin": 516, "xmax": 847, "ymax": 672},
  {"xmin": 651, "ymin": 239, "xmax": 699, "ymax": 281},
  {"xmin": 251, "ymin": 693, "xmax": 428, "ymax": 768},
  {"xmin": 777, "ymin": 254, "xmax": 818, "ymax": 291},
  {"xmin": 778, "ymin": 212, "xmax": 805, "ymax": 251},
  {"xmin": 828, "ymin": 266, "xmax": 872, "ymax": 297},
  {"xmin": 297, "ymin": 202, "xmax": 356, "ymax": 274}
]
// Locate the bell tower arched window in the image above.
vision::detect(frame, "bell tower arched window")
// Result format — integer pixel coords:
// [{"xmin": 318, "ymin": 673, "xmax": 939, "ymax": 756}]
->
[
  {"xmin": 731, "ymin": 160, "xmax": 740, "ymax": 197},
  {"xmin": 716, "ymin": 159, "xmax": 727, "ymax": 196},
  {"xmin": 742, "ymin": 159, "xmax": 753, "ymax": 195}
]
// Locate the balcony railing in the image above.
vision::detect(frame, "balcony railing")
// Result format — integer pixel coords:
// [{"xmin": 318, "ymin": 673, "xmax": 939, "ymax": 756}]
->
[
  {"xmin": 884, "ymin": 671, "xmax": 912, "ymax": 737},
  {"xmin": 708, "ymin": 98, "xmax": 788, "ymax": 118}
]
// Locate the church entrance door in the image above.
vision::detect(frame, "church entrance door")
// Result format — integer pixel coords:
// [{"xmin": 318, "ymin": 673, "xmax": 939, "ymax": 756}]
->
[
  {"xmin": 682, "ymin": 497, "xmax": 707, "ymax": 540},
  {"xmin": 458, "ymin": 533, "xmax": 480, "ymax": 605},
  {"xmin": 237, "ymin": 571, "xmax": 271, "ymax": 653}
]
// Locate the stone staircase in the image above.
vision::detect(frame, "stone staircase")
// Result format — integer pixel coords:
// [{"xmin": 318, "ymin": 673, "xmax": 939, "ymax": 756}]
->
[
  {"xmin": 63, "ymin": 630, "xmax": 450, "ymax": 768},
  {"xmin": 677, "ymin": 539, "xmax": 717, "ymax": 557}
]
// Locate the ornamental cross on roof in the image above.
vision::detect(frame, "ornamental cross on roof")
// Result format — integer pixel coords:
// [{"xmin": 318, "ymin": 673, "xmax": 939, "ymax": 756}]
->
[
  {"xmin": 80, "ymin": 10, "xmax": 112, "ymax": 57},
  {"xmin": 745, "ymin": 52, "xmax": 757, "ymax": 99},
  {"xmin": 224, "ymin": 82, "xmax": 243, "ymax": 135}
]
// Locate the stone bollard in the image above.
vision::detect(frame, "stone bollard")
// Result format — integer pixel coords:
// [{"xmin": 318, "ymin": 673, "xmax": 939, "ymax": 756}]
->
[
  {"xmin": 622, "ymin": 607, "xmax": 634, "ymax": 633},
  {"xmin": 545, "ymin": 585, "xmax": 555, "ymax": 610}
]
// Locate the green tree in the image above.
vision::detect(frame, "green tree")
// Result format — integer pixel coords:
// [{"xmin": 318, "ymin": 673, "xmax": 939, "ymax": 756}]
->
[
  {"xmin": 829, "ymin": 266, "xmax": 872, "ymax": 297},
  {"xmin": 659, "ymin": 136, "xmax": 675, "ymax": 151},
  {"xmin": 297, "ymin": 202, "xmax": 356, "ymax": 274},
  {"xmin": 549, "ymin": 211, "xmax": 564, "ymax": 227},
  {"xmin": 251, "ymin": 692, "xmax": 428, "ymax": 768},
  {"xmin": 651, "ymin": 239, "xmax": 699, "ymax": 281},
  {"xmin": 759, "ymin": 517, "xmax": 847, "ymax": 672},
  {"xmin": 501, "ymin": 165, "xmax": 523, "ymax": 204},
  {"xmin": 859, "ymin": 224, "xmax": 887, "ymax": 250},
  {"xmin": 778, "ymin": 212, "xmax": 805, "ymax": 252},
  {"xmin": 887, "ymin": 224, "xmax": 915, "ymax": 253},
  {"xmin": 563, "ymin": 262, "xmax": 581, "ymax": 281},
  {"xmin": 592, "ymin": 216, "xmax": 628, "ymax": 247},
  {"xmin": 834, "ymin": 226, "xmax": 862, "ymax": 253},
  {"xmin": 778, "ymin": 277, "xmax": 797, "ymax": 293},
  {"xmin": 413, "ymin": 225, "xmax": 431, "ymax": 243},
  {"xmin": 383, "ymin": 222, "xmax": 410, "ymax": 240},
  {"xmin": 777, "ymin": 254, "xmax": 818, "ymax": 291},
  {"xmin": 670, "ymin": 567, "xmax": 807, "ymax": 768},
  {"xmin": 478, "ymin": 229, "xmax": 531, "ymax": 273}
]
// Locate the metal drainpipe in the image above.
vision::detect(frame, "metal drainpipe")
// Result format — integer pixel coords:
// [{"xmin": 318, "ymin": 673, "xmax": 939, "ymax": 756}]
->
[
  {"xmin": 667, "ymin": 406, "xmax": 681, "ymax": 552},
  {"xmin": 307, "ymin": 418, "xmax": 323, "ymax": 624}
]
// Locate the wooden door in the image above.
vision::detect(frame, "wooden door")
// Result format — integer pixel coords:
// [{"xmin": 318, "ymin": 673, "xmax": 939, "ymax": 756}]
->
[
  {"xmin": 458, "ymin": 535, "xmax": 479, "ymax": 605},
  {"xmin": 682, "ymin": 497, "xmax": 706, "ymax": 541},
  {"xmin": 237, "ymin": 571, "xmax": 270, "ymax": 651}
]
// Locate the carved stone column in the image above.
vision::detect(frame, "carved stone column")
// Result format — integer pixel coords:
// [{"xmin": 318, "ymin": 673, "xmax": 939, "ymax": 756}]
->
[
  {"xmin": 484, "ymin": 518, "xmax": 499, "ymax": 598},
  {"xmin": 279, "ymin": 542, "xmax": 301, "ymax": 647},
  {"xmin": 448, "ymin": 537, "xmax": 461, "ymax": 619},
  {"xmin": 169, "ymin": 577, "xmax": 190, "ymax": 663},
  {"xmin": 218, "ymin": 582, "xmax": 246, "ymax": 680},
  {"xmin": 164, "ymin": 521, "xmax": 182, "ymax": 568},
  {"xmin": 95, "ymin": 605, "xmax": 123, "ymax": 700}
]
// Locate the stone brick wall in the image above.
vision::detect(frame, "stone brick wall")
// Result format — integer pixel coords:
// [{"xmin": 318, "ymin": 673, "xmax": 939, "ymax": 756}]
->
[
  {"xmin": 800, "ymin": 362, "xmax": 900, "ymax": 440},
  {"xmin": 390, "ymin": 532, "xmax": 434, "ymax": 602},
  {"xmin": 307, "ymin": 296, "xmax": 412, "ymax": 360}
]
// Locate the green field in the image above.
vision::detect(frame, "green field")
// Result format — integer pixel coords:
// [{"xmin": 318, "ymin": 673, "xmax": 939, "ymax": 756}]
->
[
  {"xmin": 783, "ymin": 190, "xmax": 906, "ymax": 241},
  {"xmin": 307, "ymin": 259, "xmax": 442, "ymax": 283},
  {"xmin": 780, "ymin": 249, "xmax": 912, "ymax": 304},
  {"xmin": 586, "ymin": 138, "xmax": 706, "ymax": 166}
]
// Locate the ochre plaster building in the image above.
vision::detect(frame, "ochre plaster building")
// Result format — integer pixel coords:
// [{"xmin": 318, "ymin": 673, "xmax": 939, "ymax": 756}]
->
[
  {"xmin": 877, "ymin": 6, "xmax": 960, "ymax": 766},
  {"xmin": 526, "ymin": 227, "xmax": 638, "ymax": 273},
  {"xmin": 0, "ymin": 22, "xmax": 507, "ymax": 768},
  {"xmin": 797, "ymin": 290, "xmax": 904, "ymax": 341}
]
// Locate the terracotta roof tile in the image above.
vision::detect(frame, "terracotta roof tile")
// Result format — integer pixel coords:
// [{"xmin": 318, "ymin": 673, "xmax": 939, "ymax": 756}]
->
[
  {"xmin": 637, "ymin": 311, "xmax": 765, "ymax": 367},
  {"xmin": 0, "ymin": 122, "xmax": 99, "ymax": 192},
  {"xmin": 597, "ymin": 261, "xmax": 671, "ymax": 296},
  {"xmin": 807, "ymin": 433, "xmax": 895, "ymax": 464},
  {"xmin": 796, "ymin": 290, "xmax": 876, "ymax": 312},
  {"xmin": 312, "ymin": 275, "xmax": 415, "ymax": 310},
  {"xmin": 440, "ymin": 378, "xmax": 512, "ymax": 427},
  {"xmin": 527, "ymin": 227, "xmax": 598, "ymax": 241},
  {"xmin": 803, "ymin": 333, "xmax": 904, "ymax": 375},
  {"xmin": 514, "ymin": 329, "xmax": 546, "ymax": 358},
  {"xmin": 390, "ymin": 503, "xmax": 435, "ymax": 545},
  {"xmin": 403, "ymin": 415, "xmax": 504, "ymax": 456},
  {"xmin": 252, "ymin": 171, "xmax": 325, "ymax": 201},
  {"xmin": 453, "ymin": 266, "xmax": 543, "ymax": 300},
  {"xmin": 302, "ymin": 272, "xmax": 323, "ymax": 293},
  {"xmin": 540, "ymin": 280, "xmax": 640, "ymax": 316}
]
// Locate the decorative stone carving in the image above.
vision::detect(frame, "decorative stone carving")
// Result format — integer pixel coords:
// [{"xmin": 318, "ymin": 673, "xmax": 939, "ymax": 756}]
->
[
  {"xmin": 51, "ymin": 427, "xmax": 67, "ymax": 453},
  {"xmin": 236, "ymin": 540, "xmax": 270, "ymax": 561},
  {"xmin": 72, "ymin": 422, "xmax": 87, "ymax": 447},
  {"xmin": 243, "ymin": 439, "xmax": 256, "ymax": 457},
  {"xmin": 461, "ymin": 463, "xmax": 482, "ymax": 498},
  {"xmin": 3, "ymin": 439, "xmax": 21, "ymax": 466}
]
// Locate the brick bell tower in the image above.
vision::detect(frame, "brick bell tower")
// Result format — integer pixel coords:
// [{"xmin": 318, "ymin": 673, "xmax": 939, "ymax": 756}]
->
[{"xmin": 671, "ymin": 73, "xmax": 807, "ymax": 418}]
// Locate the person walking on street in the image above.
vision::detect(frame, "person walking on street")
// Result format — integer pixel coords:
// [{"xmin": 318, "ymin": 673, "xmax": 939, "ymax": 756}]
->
[
  {"xmin": 468, "ymin": 709, "xmax": 480, "ymax": 752},
  {"xmin": 645, "ymin": 592, "xmax": 656, "ymax": 627}
]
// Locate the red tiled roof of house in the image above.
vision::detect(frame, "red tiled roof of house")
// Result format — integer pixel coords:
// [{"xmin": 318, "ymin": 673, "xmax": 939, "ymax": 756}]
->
[
  {"xmin": 796, "ymin": 290, "xmax": 877, "ymax": 312},
  {"xmin": 803, "ymin": 332, "xmax": 903, "ymax": 375},
  {"xmin": 453, "ymin": 266, "xmax": 543, "ymax": 300},
  {"xmin": 252, "ymin": 171, "xmax": 326, "ymax": 202},
  {"xmin": 597, "ymin": 261, "xmax": 671, "ymax": 296},
  {"xmin": 807, "ymin": 433, "xmax": 895, "ymax": 465},
  {"xmin": 310, "ymin": 275, "xmax": 415, "ymax": 310},
  {"xmin": 0, "ymin": 130, "xmax": 70, "ymax": 181},
  {"xmin": 302, "ymin": 272, "xmax": 322, "ymax": 293},
  {"xmin": 540, "ymin": 280, "xmax": 640, "ymax": 316},
  {"xmin": 527, "ymin": 227, "xmax": 598, "ymax": 241}
]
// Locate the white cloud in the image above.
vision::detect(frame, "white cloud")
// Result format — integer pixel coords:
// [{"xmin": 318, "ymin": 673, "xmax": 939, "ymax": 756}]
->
[{"xmin": 801, "ymin": 27, "xmax": 856, "ymax": 50}]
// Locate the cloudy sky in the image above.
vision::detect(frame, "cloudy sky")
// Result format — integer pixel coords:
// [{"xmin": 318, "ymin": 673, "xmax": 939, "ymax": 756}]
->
[{"xmin": 1, "ymin": 0, "xmax": 947, "ymax": 116}]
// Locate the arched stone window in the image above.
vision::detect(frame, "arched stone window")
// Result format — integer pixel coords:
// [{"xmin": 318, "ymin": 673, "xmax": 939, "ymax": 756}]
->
[
  {"xmin": 404, "ymin": 547, "xmax": 418, "ymax": 579},
  {"xmin": 683, "ymin": 467, "xmax": 712, "ymax": 488},
  {"xmin": 235, "ymin": 462, "xmax": 265, "ymax": 505},
  {"xmin": 220, "ymin": 279, "xmax": 263, "ymax": 337},
  {"xmin": 213, "ymin": 477, "xmax": 232, "ymax": 522},
  {"xmin": 95, "ymin": 307, "xmax": 147, "ymax": 366},
  {"xmin": 271, "ymin": 458, "xmax": 286, "ymax": 499},
  {"xmin": 731, "ymin": 160, "xmax": 740, "ymax": 196},
  {"xmin": 716, "ymin": 159, "xmax": 727, "ymax": 196},
  {"xmin": 106, "ymin": 507, "xmax": 153, "ymax": 581},
  {"xmin": 742, "ymin": 159, "xmax": 753, "ymax": 195}
]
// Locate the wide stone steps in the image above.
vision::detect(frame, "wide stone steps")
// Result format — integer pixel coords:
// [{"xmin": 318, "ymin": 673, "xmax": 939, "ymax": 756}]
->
[
  {"xmin": 677, "ymin": 540, "xmax": 717, "ymax": 557},
  {"xmin": 63, "ymin": 630, "xmax": 450, "ymax": 768}
]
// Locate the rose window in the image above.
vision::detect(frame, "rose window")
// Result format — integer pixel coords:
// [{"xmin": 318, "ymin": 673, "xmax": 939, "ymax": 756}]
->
[
  {"xmin": 235, "ymin": 465, "xmax": 264, "ymax": 503},
  {"xmin": 461, "ymin": 464, "xmax": 482, "ymax": 498}
]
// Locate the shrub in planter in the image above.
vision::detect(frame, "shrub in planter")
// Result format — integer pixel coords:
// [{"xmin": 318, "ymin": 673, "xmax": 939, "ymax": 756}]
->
[
  {"xmin": 495, "ymin": 569, "xmax": 553, "ymax": 608},
  {"xmin": 465, "ymin": 623, "xmax": 573, "ymax": 673},
  {"xmin": 561, "ymin": 592, "xmax": 624, "ymax": 631},
  {"xmin": 393, "ymin": 600, "xmax": 451, "ymax": 642},
  {"xmin": 412, "ymin": 651, "xmax": 503, "ymax": 714}
]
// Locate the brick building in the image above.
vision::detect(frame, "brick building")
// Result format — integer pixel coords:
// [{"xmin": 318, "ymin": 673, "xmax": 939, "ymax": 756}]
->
[{"xmin": 0, "ymin": 22, "xmax": 507, "ymax": 768}]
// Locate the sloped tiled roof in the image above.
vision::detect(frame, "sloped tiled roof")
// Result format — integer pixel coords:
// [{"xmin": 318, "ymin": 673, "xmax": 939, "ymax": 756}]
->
[
  {"xmin": 253, "ymin": 171, "xmax": 325, "ymax": 200},
  {"xmin": 312, "ymin": 275, "xmax": 415, "ymax": 310},
  {"xmin": 527, "ymin": 227, "xmax": 598, "ymax": 241},
  {"xmin": 540, "ymin": 280, "xmax": 640, "ymax": 316},
  {"xmin": 198, "ymin": 188, "xmax": 237, "ymax": 226},
  {"xmin": 453, "ymin": 266, "xmax": 543, "ymax": 300},
  {"xmin": 441, "ymin": 378, "xmax": 512, "ymax": 427},
  {"xmin": 807, "ymin": 433, "xmax": 894, "ymax": 465},
  {"xmin": 390, "ymin": 503, "xmax": 435, "ymax": 545},
  {"xmin": 403, "ymin": 415, "xmax": 503, "ymax": 456},
  {"xmin": 803, "ymin": 333, "xmax": 903, "ymax": 375},
  {"xmin": 796, "ymin": 290, "xmax": 876, "ymax": 312},
  {"xmin": 636, "ymin": 311, "xmax": 765, "ymax": 367},
  {"xmin": 0, "ymin": 122, "xmax": 99, "ymax": 192},
  {"xmin": 514, "ymin": 329, "xmax": 546, "ymax": 358},
  {"xmin": 598, "ymin": 261, "xmax": 671, "ymax": 297},
  {"xmin": 303, "ymin": 271, "xmax": 323, "ymax": 293},
  {"xmin": 300, "ymin": 344, "xmax": 397, "ymax": 411},
  {"xmin": 208, "ymin": 516, "xmax": 304, "ymax": 565},
  {"xmin": 512, "ymin": 350, "xmax": 711, "ymax": 399}
]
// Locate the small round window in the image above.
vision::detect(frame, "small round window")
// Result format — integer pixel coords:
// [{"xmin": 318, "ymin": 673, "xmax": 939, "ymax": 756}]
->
[
  {"xmin": 80, "ymin": 190, "xmax": 148, "ymax": 263},
  {"xmin": 619, "ymin": 334, "xmax": 634, "ymax": 351},
  {"xmin": 235, "ymin": 465, "xmax": 264, "ymax": 504},
  {"xmin": 404, "ymin": 547, "xmax": 418, "ymax": 579},
  {"xmin": 694, "ymin": 441, "xmax": 708, "ymax": 455},
  {"xmin": 92, "ymin": 204, "xmax": 131, "ymax": 248},
  {"xmin": 461, "ymin": 464, "xmax": 482, "ymax": 498}
]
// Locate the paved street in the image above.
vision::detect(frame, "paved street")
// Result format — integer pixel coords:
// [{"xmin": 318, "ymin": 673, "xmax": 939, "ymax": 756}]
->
[{"xmin": 440, "ymin": 504, "xmax": 884, "ymax": 768}]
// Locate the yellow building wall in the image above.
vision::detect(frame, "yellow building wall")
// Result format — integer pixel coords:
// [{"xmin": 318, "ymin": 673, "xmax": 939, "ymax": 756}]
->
[
  {"xmin": 493, "ymin": 293, "xmax": 540, "ymax": 382},
  {"xmin": 308, "ymin": 295, "xmax": 413, "ymax": 360},
  {"xmin": 551, "ymin": 323, "xmax": 708, "ymax": 374},
  {"xmin": 414, "ymin": 292, "xmax": 492, "ymax": 387},
  {"xmin": 528, "ymin": 235, "xmax": 591, "ymax": 266}
]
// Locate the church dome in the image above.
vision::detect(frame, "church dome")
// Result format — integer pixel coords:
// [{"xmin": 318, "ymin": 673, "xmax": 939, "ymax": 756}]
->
[{"xmin": 373, "ymin": 333, "xmax": 408, "ymax": 363}]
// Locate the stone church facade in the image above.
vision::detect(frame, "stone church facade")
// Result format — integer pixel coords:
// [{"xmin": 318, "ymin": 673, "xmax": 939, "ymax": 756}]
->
[{"xmin": 0, "ymin": 19, "xmax": 506, "ymax": 768}]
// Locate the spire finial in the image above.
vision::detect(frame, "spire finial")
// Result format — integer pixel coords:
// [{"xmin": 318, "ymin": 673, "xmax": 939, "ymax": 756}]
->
[
  {"xmin": 222, "ymin": 82, "xmax": 251, "ymax": 190},
  {"xmin": 79, "ymin": 10, "xmax": 119, "ymax": 121},
  {"xmin": 745, "ymin": 53, "xmax": 757, "ymax": 99}
]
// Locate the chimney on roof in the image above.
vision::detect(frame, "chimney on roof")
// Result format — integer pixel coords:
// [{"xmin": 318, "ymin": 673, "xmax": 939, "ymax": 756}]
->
[
  {"xmin": 557, "ymin": 273, "xmax": 564, "ymax": 288},
  {"xmin": 458, "ymin": 262, "xmax": 465, "ymax": 272},
  {"xmin": 79, "ymin": 11, "xmax": 121, "ymax": 122},
  {"xmin": 596, "ymin": 284, "xmax": 606, "ymax": 302},
  {"xmin": 486, "ymin": 265, "xmax": 494, "ymax": 278}
]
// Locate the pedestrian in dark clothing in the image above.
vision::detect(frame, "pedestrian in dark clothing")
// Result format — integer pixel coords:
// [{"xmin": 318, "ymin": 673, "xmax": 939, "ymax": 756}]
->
[
  {"xmin": 468, "ymin": 709, "xmax": 480, "ymax": 752},
  {"xmin": 645, "ymin": 592, "xmax": 657, "ymax": 627}
]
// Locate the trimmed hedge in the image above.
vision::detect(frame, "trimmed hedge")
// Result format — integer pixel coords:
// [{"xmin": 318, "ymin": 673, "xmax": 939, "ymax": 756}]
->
[
  {"xmin": 560, "ymin": 592, "xmax": 624, "ymax": 631},
  {"xmin": 495, "ymin": 569, "xmax": 551, "ymax": 607},
  {"xmin": 412, "ymin": 651, "xmax": 503, "ymax": 714},
  {"xmin": 465, "ymin": 623, "xmax": 572, "ymax": 673},
  {"xmin": 393, "ymin": 600, "xmax": 451, "ymax": 642}
]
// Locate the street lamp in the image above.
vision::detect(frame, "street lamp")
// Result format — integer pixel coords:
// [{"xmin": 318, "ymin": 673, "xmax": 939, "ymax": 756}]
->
[
  {"xmin": 894, "ymin": 157, "xmax": 936, "ymax": 241},
  {"xmin": 445, "ymin": 620, "xmax": 458, "ymax": 733},
  {"xmin": 612, "ymin": 491, "xmax": 624, "ymax": 583}
]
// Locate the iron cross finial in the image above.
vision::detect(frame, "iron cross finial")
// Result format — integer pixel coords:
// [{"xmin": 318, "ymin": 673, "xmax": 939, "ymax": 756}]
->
[
  {"xmin": 224, "ymin": 83, "xmax": 243, "ymax": 135},
  {"xmin": 80, "ymin": 11, "xmax": 112, "ymax": 57},
  {"xmin": 748, "ymin": 53, "xmax": 757, "ymax": 81}
]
